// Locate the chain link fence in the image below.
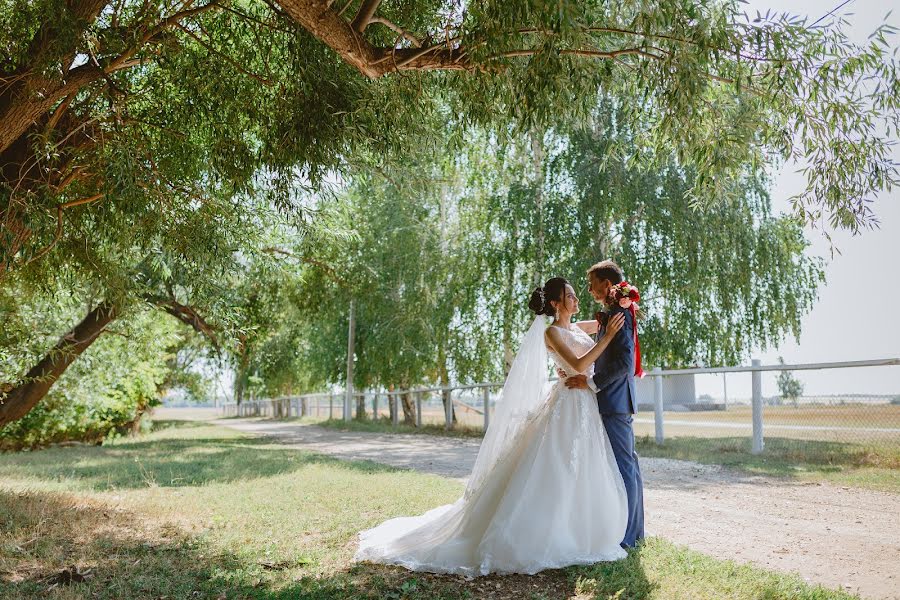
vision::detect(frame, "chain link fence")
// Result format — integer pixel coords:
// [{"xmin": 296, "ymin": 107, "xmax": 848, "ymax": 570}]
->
[{"xmin": 220, "ymin": 358, "xmax": 900, "ymax": 456}]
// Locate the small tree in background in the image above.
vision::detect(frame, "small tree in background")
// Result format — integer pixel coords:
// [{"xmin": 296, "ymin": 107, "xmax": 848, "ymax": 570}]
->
[{"xmin": 777, "ymin": 356, "xmax": 805, "ymax": 407}]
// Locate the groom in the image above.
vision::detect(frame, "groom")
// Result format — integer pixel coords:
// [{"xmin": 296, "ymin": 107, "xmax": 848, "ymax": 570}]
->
[{"xmin": 565, "ymin": 259, "xmax": 645, "ymax": 549}]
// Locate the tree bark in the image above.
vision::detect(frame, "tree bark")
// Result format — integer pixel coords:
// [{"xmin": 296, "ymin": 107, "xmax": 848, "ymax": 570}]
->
[
  {"xmin": 0, "ymin": 301, "xmax": 117, "ymax": 427},
  {"xmin": 0, "ymin": 0, "xmax": 110, "ymax": 156},
  {"xmin": 400, "ymin": 391, "xmax": 415, "ymax": 425},
  {"xmin": 355, "ymin": 393, "xmax": 366, "ymax": 419},
  {"xmin": 234, "ymin": 334, "xmax": 250, "ymax": 405},
  {"xmin": 273, "ymin": 0, "xmax": 469, "ymax": 78},
  {"xmin": 436, "ymin": 350, "xmax": 457, "ymax": 425},
  {"xmin": 531, "ymin": 129, "xmax": 544, "ymax": 287}
]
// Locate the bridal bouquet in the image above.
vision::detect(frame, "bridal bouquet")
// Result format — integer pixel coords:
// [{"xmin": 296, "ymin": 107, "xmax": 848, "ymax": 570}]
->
[{"xmin": 610, "ymin": 281, "xmax": 640, "ymax": 309}]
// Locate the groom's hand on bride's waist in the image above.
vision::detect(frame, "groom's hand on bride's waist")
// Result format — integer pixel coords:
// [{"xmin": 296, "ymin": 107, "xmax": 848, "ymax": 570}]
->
[{"xmin": 563, "ymin": 374, "xmax": 589, "ymax": 390}]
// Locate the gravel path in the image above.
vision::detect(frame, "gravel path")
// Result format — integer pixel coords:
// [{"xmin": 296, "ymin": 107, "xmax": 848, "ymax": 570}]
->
[{"xmin": 212, "ymin": 417, "xmax": 899, "ymax": 599}]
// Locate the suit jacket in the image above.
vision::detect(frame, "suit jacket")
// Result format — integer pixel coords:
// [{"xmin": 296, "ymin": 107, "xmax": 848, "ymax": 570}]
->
[{"xmin": 592, "ymin": 305, "xmax": 636, "ymax": 415}]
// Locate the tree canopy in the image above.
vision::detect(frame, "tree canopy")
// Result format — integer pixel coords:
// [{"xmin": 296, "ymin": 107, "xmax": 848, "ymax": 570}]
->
[
  {"xmin": 264, "ymin": 108, "xmax": 823, "ymax": 401},
  {"xmin": 1, "ymin": 0, "xmax": 892, "ymax": 436}
]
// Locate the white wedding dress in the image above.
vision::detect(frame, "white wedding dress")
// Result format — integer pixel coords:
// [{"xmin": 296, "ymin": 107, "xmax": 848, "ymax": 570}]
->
[{"xmin": 353, "ymin": 321, "xmax": 628, "ymax": 577}]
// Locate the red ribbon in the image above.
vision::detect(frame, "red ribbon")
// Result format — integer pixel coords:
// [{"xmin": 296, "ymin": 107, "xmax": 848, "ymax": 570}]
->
[{"xmin": 629, "ymin": 303, "xmax": 644, "ymax": 378}]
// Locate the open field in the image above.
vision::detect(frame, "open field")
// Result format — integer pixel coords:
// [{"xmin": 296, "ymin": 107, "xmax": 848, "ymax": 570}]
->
[{"xmin": 0, "ymin": 420, "xmax": 867, "ymax": 600}]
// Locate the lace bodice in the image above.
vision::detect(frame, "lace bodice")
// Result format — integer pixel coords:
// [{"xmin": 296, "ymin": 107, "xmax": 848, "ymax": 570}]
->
[{"xmin": 546, "ymin": 325, "xmax": 596, "ymax": 378}]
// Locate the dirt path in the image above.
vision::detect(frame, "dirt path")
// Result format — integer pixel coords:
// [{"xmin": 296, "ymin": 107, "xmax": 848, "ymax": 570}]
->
[{"xmin": 211, "ymin": 416, "xmax": 899, "ymax": 599}]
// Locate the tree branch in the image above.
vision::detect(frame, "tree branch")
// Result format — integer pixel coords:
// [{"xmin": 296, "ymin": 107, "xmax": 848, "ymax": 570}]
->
[
  {"xmin": 273, "ymin": 0, "xmax": 470, "ymax": 77},
  {"xmin": 369, "ymin": 17, "xmax": 422, "ymax": 47},
  {"xmin": 150, "ymin": 296, "xmax": 220, "ymax": 348},
  {"xmin": 173, "ymin": 23, "xmax": 275, "ymax": 85},
  {"xmin": 487, "ymin": 47, "xmax": 666, "ymax": 62},
  {"xmin": 23, "ymin": 193, "xmax": 105, "ymax": 267},
  {"xmin": 262, "ymin": 247, "xmax": 348, "ymax": 286},
  {"xmin": 350, "ymin": 0, "xmax": 382, "ymax": 33}
]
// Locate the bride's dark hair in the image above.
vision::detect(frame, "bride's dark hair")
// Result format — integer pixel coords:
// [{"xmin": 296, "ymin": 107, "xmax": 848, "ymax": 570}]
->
[{"xmin": 528, "ymin": 277, "xmax": 569, "ymax": 316}]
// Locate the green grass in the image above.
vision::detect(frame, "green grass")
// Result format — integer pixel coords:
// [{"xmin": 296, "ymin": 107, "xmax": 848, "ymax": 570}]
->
[
  {"xmin": 0, "ymin": 420, "xmax": 860, "ymax": 599},
  {"xmin": 307, "ymin": 415, "xmax": 486, "ymax": 438},
  {"xmin": 288, "ymin": 416, "xmax": 900, "ymax": 493},
  {"xmin": 634, "ymin": 435, "xmax": 900, "ymax": 494}
]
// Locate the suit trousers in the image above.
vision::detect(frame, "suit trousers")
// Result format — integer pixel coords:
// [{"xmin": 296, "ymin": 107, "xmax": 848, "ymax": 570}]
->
[{"xmin": 601, "ymin": 413, "xmax": 645, "ymax": 548}]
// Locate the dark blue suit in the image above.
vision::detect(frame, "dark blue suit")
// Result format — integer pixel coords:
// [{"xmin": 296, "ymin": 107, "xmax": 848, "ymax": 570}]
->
[{"xmin": 592, "ymin": 305, "xmax": 645, "ymax": 548}]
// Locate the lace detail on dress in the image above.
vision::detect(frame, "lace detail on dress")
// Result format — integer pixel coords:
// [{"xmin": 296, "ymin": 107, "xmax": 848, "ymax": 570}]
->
[{"xmin": 546, "ymin": 325, "xmax": 596, "ymax": 378}]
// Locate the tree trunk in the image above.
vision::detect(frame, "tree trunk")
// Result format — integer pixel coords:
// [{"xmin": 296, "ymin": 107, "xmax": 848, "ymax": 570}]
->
[
  {"xmin": 531, "ymin": 129, "xmax": 544, "ymax": 287},
  {"xmin": 233, "ymin": 334, "xmax": 250, "ymax": 405},
  {"xmin": 436, "ymin": 351, "xmax": 457, "ymax": 425},
  {"xmin": 0, "ymin": 301, "xmax": 117, "ymax": 427},
  {"xmin": 502, "ymin": 226, "xmax": 518, "ymax": 375},
  {"xmin": 356, "ymin": 392, "xmax": 366, "ymax": 419},
  {"xmin": 398, "ymin": 381, "xmax": 415, "ymax": 425}
]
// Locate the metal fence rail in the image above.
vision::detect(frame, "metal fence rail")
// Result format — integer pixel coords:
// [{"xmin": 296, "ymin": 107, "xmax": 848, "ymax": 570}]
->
[{"xmin": 220, "ymin": 357, "xmax": 900, "ymax": 454}]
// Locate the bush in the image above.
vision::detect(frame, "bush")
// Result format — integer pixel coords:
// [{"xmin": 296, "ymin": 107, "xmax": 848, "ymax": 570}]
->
[{"xmin": 1, "ymin": 309, "xmax": 181, "ymax": 451}]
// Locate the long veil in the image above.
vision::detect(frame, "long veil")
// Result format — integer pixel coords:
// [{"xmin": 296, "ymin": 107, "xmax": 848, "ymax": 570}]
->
[{"xmin": 464, "ymin": 316, "xmax": 551, "ymax": 497}]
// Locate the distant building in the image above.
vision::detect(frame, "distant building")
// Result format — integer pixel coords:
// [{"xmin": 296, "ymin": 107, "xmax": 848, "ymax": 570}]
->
[{"xmin": 635, "ymin": 374, "xmax": 697, "ymax": 411}]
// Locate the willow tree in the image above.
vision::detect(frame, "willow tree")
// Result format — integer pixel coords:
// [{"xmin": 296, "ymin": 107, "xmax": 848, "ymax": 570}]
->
[
  {"xmin": 277, "ymin": 153, "xmax": 477, "ymax": 424},
  {"xmin": 0, "ymin": 0, "xmax": 435, "ymax": 425},
  {"xmin": 2, "ymin": 0, "xmax": 899, "ymax": 278},
  {"xmin": 1, "ymin": 0, "xmax": 894, "ymax": 425},
  {"xmin": 459, "ymin": 103, "xmax": 824, "ymax": 370},
  {"xmin": 288, "ymin": 106, "xmax": 823, "ymax": 393}
]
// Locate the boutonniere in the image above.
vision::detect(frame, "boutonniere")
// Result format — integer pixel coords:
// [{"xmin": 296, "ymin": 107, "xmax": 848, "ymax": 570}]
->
[{"xmin": 609, "ymin": 281, "xmax": 640, "ymax": 309}]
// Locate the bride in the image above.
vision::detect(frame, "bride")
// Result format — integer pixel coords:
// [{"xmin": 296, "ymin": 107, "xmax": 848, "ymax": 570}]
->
[{"xmin": 354, "ymin": 277, "xmax": 629, "ymax": 577}]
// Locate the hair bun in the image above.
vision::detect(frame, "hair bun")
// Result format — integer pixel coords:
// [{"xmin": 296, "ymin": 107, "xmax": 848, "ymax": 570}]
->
[
  {"xmin": 527, "ymin": 277, "xmax": 570, "ymax": 317},
  {"xmin": 527, "ymin": 286, "xmax": 545, "ymax": 314}
]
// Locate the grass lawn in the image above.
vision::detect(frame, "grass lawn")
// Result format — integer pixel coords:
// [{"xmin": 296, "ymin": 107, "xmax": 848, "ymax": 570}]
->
[
  {"xmin": 634, "ymin": 435, "xmax": 900, "ymax": 493},
  {"xmin": 0, "ymin": 420, "xmax": 863, "ymax": 599},
  {"xmin": 311, "ymin": 415, "xmax": 486, "ymax": 439},
  {"xmin": 307, "ymin": 416, "xmax": 900, "ymax": 494}
]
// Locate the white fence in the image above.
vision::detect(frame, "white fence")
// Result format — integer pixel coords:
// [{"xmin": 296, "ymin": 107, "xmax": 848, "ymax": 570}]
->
[{"xmin": 220, "ymin": 357, "xmax": 900, "ymax": 454}]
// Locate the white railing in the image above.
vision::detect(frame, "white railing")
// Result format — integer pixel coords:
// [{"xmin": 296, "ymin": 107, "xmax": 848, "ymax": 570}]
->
[{"xmin": 219, "ymin": 357, "xmax": 900, "ymax": 454}]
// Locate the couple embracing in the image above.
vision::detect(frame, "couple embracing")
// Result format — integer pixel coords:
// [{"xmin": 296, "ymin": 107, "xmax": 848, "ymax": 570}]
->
[{"xmin": 354, "ymin": 260, "xmax": 645, "ymax": 577}]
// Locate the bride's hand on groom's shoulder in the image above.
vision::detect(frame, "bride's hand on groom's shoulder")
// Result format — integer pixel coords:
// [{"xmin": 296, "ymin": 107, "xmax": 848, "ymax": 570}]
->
[{"xmin": 603, "ymin": 313, "xmax": 626, "ymax": 339}]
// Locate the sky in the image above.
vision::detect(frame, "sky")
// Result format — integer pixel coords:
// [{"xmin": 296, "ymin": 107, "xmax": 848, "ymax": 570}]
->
[{"xmin": 694, "ymin": 0, "xmax": 900, "ymax": 399}]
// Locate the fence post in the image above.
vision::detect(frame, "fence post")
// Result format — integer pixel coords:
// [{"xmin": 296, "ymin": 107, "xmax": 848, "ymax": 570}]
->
[
  {"xmin": 391, "ymin": 394, "xmax": 399, "ymax": 427},
  {"xmin": 653, "ymin": 367, "xmax": 664, "ymax": 445},
  {"xmin": 372, "ymin": 394, "xmax": 379, "ymax": 419},
  {"xmin": 751, "ymin": 358, "xmax": 764, "ymax": 454},
  {"xmin": 483, "ymin": 387, "xmax": 490, "ymax": 431},
  {"xmin": 329, "ymin": 394, "xmax": 334, "ymax": 420},
  {"xmin": 415, "ymin": 392, "xmax": 422, "ymax": 428},
  {"xmin": 444, "ymin": 389, "xmax": 453, "ymax": 431}
]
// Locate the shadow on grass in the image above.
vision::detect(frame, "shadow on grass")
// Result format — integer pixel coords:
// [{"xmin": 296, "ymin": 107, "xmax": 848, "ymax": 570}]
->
[
  {"xmin": 0, "ymin": 488, "xmax": 264, "ymax": 600},
  {"xmin": 0, "ymin": 431, "xmax": 399, "ymax": 492},
  {"xmin": 3, "ymin": 492, "xmax": 846, "ymax": 600},
  {"xmin": 0, "ymin": 486, "xmax": 653, "ymax": 600}
]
